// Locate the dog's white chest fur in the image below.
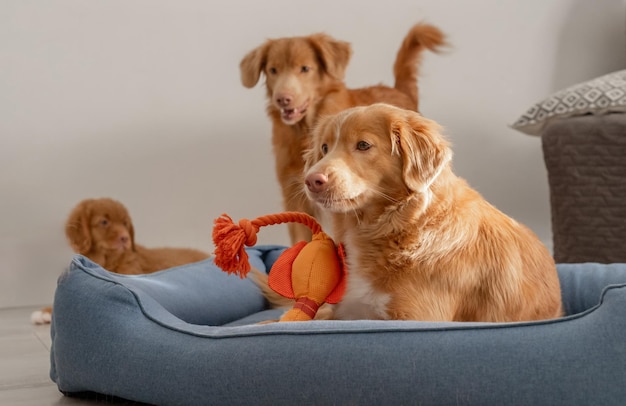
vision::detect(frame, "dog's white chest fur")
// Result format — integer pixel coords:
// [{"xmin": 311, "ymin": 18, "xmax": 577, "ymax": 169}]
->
[{"xmin": 334, "ymin": 235, "xmax": 391, "ymax": 320}]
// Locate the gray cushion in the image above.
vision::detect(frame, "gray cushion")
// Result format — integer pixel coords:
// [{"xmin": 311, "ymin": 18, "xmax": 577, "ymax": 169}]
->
[
  {"xmin": 50, "ymin": 246, "xmax": 626, "ymax": 405},
  {"xmin": 511, "ymin": 69, "xmax": 626, "ymax": 136}
]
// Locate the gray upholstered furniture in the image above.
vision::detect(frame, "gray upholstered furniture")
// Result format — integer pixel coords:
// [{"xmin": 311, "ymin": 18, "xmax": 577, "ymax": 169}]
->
[
  {"xmin": 512, "ymin": 70, "xmax": 626, "ymax": 263},
  {"xmin": 50, "ymin": 246, "xmax": 626, "ymax": 405},
  {"xmin": 542, "ymin": 114, "xmax": 626, "ymax": 263}
]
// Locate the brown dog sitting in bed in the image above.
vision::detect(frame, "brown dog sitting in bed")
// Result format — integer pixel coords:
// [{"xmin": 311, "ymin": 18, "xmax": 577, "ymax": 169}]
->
[
  {"xmin": 31, "ymin": 198, "xmax": 210, "ymax": 324},
  {"xmin": 302, "ymin": 104, "xmax": 563, "ymax": 322},
  {"xmin": 240, "ymin": 23, "xmax": 446, "ymax": 243}
]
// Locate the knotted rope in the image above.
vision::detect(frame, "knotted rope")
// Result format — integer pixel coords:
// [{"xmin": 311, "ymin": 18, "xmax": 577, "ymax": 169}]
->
[{"xmin": 212, "ymin": 212, "xmax": 322, "ymax": 278}]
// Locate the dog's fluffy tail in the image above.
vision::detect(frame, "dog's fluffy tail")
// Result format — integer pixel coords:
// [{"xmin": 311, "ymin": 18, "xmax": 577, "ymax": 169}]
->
[
  {"xmin": 249, "ymin": 268, "xmax": 294, "ymax": 309},
  {"xmin": 393, "ymin": 23, "xmax": 447, "ymax": 111}
]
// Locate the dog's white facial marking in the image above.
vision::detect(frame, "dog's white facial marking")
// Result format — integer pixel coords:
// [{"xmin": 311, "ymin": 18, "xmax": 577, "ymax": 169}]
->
[
  {"xmin": 305, "ymin": 110, "xmax": 375, "ymax": 213},
  {"xmin": 305, "ymin": 159, "xmax": 369, "ymax": 213},
  {"xmin": 271, "ymin": 71, "xmax": 312, "ymax": 125},
  {"xmin": 332, "ymin": 112, "xmax": 347, "ymax": 149}
]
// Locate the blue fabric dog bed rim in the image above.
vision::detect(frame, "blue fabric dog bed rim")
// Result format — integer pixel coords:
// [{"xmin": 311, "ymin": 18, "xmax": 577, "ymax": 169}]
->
[{"xmin": 50, "ymin": 246, "xmax": 626, "ymax": 405}]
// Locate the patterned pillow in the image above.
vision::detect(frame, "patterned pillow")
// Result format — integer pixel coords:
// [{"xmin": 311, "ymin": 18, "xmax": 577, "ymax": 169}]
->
[{"xmin": 511, "ymin": 69, "xmax": 626, "ymax": 136}]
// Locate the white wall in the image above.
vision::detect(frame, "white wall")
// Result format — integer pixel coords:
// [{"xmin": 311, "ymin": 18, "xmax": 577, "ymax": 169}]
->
[{"xmin": 1, "ymin": 0, "xmax": 624, "ymax": 308}]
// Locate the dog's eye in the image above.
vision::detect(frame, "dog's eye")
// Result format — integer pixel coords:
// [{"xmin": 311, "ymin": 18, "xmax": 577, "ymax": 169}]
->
[
  {"xmin": 321, "ymin": 144, "xmax": 328, "ymax": 155},
  {"xmin": 356, "ymin": 141, "xmax": 372, "ymax": 151},
  {"xmin": 301, "ymin": 66, "xmax": 310, "ymax": 73},
  {"xmin": 268, "ymin": 67, "xmax": 277, "ymax": 75},
  {"xmin": 100, "ymin": 219, "xmax": 109, "ymax": 227}
]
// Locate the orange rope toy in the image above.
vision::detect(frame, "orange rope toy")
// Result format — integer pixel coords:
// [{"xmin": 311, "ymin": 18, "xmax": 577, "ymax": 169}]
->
[{"xmin": 212, "ymin": 212, "xmax": 346, "ymax": 321}]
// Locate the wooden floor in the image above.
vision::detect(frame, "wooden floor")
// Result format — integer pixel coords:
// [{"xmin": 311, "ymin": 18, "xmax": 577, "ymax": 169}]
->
[{"xmin": 0, "ymin": 306, "xmax": 139, "ymax": 405}]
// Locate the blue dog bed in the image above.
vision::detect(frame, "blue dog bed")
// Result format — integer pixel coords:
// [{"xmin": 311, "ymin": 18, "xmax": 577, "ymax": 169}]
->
[{"xmin": 50, "ymin": 246, "xmax": 626, "ymax": 405}]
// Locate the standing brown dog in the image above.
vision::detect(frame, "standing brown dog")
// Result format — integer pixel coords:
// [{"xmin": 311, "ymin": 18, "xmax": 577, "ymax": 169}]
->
[
  {"xmin": 31, "ymin": 198, "xmax": 209, "ymax": 324},
  {"xmin": 241, "ymin": 23, "xmax": 446, "ymax": 243},
  {"xmin": 303, "ymin": 104, "xmax": 563, "ymax": 322}
]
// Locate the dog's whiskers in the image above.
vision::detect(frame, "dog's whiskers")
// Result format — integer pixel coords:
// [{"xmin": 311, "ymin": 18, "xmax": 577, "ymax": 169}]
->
[
  {"xmin": 367, "ymin": 184, "xmax": 400, "ymax": 205},
  {"xmin": 284, "ymin": 178, "xmax": 310, "ymax": 208}
]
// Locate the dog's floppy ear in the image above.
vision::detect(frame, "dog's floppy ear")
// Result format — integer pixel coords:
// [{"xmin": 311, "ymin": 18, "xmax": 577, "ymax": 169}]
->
[
  {"xmin": 240, "ymin": 42, "xmax": 270, "ymax": 88},
  {"xmin": 391, "ymin": 110, "xmax": 452, "ymax": 192},
  {"xmin": 65, "ymin": 199, "xmax": 94, "ymax": 254},
  {"xmin": 307, "ymin": 34, "xmax": 352, "ymax": 81}
]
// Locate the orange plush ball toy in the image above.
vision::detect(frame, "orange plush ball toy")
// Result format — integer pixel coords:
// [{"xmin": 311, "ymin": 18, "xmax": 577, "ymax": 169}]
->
[{"xmin": 212, "ymin": 212, "xmax": 346, "ymax": 321}]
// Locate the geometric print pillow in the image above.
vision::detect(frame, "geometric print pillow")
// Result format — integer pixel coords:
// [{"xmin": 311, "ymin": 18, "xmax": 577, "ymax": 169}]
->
[{"xmin": 511, "ymin": 70, "xmax": 626, "ymax": 136}]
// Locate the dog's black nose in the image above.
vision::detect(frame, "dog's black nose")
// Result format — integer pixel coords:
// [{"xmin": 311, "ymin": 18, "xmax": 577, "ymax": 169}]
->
[{"xmin": 305, "ymin": 172, "xmax": 328, "ymax": 193}]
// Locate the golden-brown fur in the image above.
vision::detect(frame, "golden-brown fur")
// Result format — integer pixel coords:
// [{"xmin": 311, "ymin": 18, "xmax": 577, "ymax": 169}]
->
[
  {"xmin": 240, "ymin": 23, "xmax": 446, "ymax": 243},
  {"xmin": 303, "ymin": 104, "xmax": 563, "ymax": 322},
  {"xmin": 31, "ymin": 198, "xmax": 209, "ymax": 324},
  {"xmin": 64, "ymin": 198, "xmax": 209, "ymax": 274}
]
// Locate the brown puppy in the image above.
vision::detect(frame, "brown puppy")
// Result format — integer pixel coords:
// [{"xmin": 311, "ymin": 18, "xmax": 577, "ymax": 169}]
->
[
  {"xmin": 31, "ymin": 198, "xmax": 209, "ymax": 324},
  {"xmin": 303, "ymin": 104, "xmax": 562, "ymax": 322},
  {"xmin": 241, "ymin": 23, "xmax": 446, "ymax": 243}
]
